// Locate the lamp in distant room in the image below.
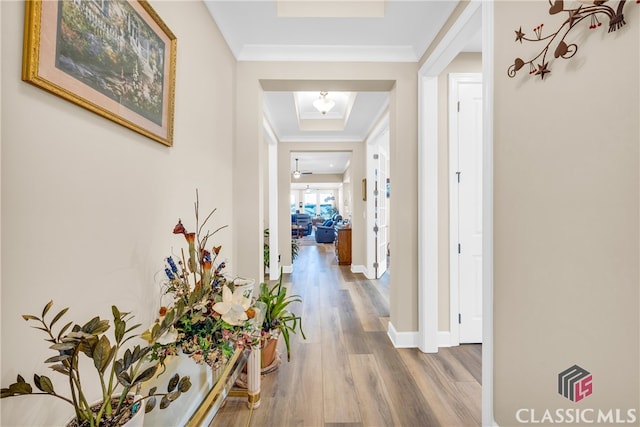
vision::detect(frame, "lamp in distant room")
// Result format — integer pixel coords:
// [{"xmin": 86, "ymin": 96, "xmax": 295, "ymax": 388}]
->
[
  {"xmin": 313, "ymin": 91, "xmax": 335, "ymax": 115},
  {"xmin": 292, "ymin": 158, "xmax": 302, "ymax": 179}
]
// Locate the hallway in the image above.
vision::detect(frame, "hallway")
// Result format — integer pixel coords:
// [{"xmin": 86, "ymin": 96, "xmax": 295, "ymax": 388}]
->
[{"xmin": 214, "ymin": 243, "xmax": 481, "ymax": 426}]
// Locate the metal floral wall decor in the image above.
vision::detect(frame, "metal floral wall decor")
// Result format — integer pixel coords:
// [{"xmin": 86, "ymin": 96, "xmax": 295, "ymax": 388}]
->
[{"xmin": 508, "ymin": 0, "xmax": 639, "ymax": 80}]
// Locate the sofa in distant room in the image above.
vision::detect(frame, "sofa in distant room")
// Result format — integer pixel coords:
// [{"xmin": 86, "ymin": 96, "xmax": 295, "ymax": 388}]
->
[{"xmin": 315, "ymin": 214, "xmax": 342, "ymax": 243}]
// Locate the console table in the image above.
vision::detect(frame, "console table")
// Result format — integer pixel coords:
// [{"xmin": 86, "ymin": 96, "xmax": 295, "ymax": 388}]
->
[
  {"xmin": 144, "ymin": 345, "xmax": 261, "ymax": 426},
  {"xmin": 335, "ymin": 227, "xmax": 352, "ymax": 265}
]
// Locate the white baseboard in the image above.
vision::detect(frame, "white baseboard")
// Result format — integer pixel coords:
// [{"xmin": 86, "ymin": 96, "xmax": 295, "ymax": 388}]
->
[
  {"xmin": 282, "ymin": 265, "xmax": 293, "ymax": 274},
  {"xmin": 357, "ymin": 264, "xmax": 374, "ymax": 279},
  {"xmin": 438, "ymin": 331, "xmax": 453, "ymax": 347},
  {"xmin": 387, "ymin": 322, "xmax": 420, "ymax": 348},
  {"xmin": 350, "ymin": 264, "xmax": 367, "ymax": 275}
]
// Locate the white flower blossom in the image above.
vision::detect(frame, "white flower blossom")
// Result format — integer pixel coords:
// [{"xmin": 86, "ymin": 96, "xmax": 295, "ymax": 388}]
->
[{"xmin": 212, "ymin": 285, "xmax": 250, "ymax": 326}]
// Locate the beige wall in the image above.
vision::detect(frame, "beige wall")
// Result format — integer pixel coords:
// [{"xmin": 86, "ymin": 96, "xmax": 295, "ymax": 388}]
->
[
  {"xmin": 234, "ymin": 65, "xmax": 418, "ymax": 332},
  {"xmin": 263, "ymin": 138, "xmax": 271, "ymax": 233},
  {"xmin": 0, "ymin": 1, "xmax": 236, "ymax": 424},
  {"xmin": 494, "ymin": 2, "xmax": 639, "ymax": 424},
  {"xmin": 437, "ymin": 52, "xmax": 482, "ymax": 332},
  {"xmin": 291, "ymin": 173, "xmax": 344, "ymax": 185}
]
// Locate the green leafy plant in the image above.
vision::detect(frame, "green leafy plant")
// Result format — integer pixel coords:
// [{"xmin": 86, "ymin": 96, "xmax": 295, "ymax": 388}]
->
[
  {"xmin": 263, "ymin": 228, "xmax": 300, "ymax": 273},
  {"xmin": 256, "ymin": 268, "xmax": 306, "ymax": 362},
  {"xmin": 1, "ymin": 192, "xmax": 256, "ymax": 426},
  {"xmin": 1, "ymin": 301, "xmax": 192, "ymax": 427},
  {"xmin": 291, "ymin": 239, "xmax": 299, "ymax": 262},
  {"xmin": 263, "ymin": 228, "xmax": 270, "ymax": 269}
]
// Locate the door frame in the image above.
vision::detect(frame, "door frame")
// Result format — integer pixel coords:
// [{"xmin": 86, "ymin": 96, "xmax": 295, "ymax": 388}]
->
[
  {"xmin": 448, "ymin": 73, "xmax": 483, "ymax": 346},
  {"xmin": 417, "ymin": 0, "xmax": 481, "ymax": 352},
  {"xmin": 417, "ymin": 1, "xmax": 496, "ymax": 425},
  {"xmin": 265, "ymin": 119, "xmax": 280, "ymax": 280}
]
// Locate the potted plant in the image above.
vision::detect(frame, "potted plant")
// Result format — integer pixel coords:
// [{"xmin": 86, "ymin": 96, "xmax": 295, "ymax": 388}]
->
[
  {"xmin": 256, "ymin": 268, "xmax": 306, "ymax": 367},
  {"xmin": 263, "ymin": 228, "xmax": 270, "ymax": 274},
  {"xmin": 263, "ymin": 228, "xmax": 300, "ymax": 276},
  {"xmin": 291, "ymin": 238, "xmax": 300, "ymax": 262},
  {"xmin": 1, "ymin": 300, "xmax": 192, "ymax": 427},
  {"xmin": 1, "ymin": 192, "xmax": 255, "ymax": 427}
]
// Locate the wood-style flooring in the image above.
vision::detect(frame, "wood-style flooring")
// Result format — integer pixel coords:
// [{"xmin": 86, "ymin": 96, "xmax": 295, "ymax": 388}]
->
[{"xmin": 213, "ymin": 241, "xmax": 481, "ymax": 427}]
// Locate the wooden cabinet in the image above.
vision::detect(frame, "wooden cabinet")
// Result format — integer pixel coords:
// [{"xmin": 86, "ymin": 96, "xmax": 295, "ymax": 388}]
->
[{"xmin": 335, "ymin": 227, "xmax": 352, "ymax": 265}]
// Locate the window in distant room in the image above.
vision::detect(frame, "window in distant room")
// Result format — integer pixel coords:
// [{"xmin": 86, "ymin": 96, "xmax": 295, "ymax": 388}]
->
[
  {"xmin": 290, "ymin": 193, "xmax": 296, "ymax": 213},
  {"xmin": 319, "ymin": 192, "xmax": 335, "ymax": 218},
  {"xmin": 304, "ymin": 192, "xmax": 316, "ymax": 216}
]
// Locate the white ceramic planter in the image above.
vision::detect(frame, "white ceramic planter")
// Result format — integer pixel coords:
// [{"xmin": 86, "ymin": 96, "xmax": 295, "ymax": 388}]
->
[
  {"xmin": 230, "ymin": 277, "xmax": 255, "ymax": 299},
  {"xmin": 65, "ymin": 394, "xmax": 144, "ymax": 427}
]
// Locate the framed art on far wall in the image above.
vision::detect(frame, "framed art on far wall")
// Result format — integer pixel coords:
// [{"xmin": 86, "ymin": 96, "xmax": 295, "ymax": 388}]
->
[
  {"xmin": 22, "ymin": 0, "xmax": 177, "ymax": 146},
  {"xmin": 362, "ymin": 178, "xmax": 367, "ymax": 201}
]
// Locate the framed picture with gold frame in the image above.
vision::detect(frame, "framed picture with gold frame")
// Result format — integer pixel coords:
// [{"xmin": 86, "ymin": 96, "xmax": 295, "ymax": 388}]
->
[
  {"xmin": 22, "ymin": 0, "xmax": 177, "ymax": 146},
  {"xmin": 362, "ymin": 178, "xmax": 367, "ymax": 201}
]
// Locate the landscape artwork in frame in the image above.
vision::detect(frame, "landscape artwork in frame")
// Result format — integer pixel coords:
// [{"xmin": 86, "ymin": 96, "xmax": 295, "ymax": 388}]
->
[
  {"xmin": 22, "ymin": 0, "xmax": 177, "ymax": 146},
  {"xmin": 362, "ymin": 178, "xmax": 367, "ymax": 201}
]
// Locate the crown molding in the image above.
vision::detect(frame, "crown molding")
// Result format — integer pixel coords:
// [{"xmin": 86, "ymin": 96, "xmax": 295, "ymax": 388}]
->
[
  {"xmin": 237, "ymin": 44, "xmax": 418, "ymax": 62},
  {"xmin": 277, "ymin": 135, "xmax": 364, "ymax": 143}
]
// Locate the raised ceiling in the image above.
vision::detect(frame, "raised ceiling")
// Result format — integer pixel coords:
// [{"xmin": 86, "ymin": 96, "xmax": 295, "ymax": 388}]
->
[
  {"xmin": 264, "ymin": 91, "xmax": 389, "ymax": 143},
  {"xmin": 204, "ymin": 1, "xmax": 481, "ymax": 175},
  {"xmin": 204, "ymin": 1, "xmax": 462, "ymax": 62}
]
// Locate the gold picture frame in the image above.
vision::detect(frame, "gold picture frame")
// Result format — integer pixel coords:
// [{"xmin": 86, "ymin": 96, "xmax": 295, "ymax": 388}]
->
[
  {"xmin": 22, "ymin": 0, "xmax": 177, "ymax": 146},
  {"xmin": 362, "ymin": 178, "xmax": 367, "ymax": 201}
]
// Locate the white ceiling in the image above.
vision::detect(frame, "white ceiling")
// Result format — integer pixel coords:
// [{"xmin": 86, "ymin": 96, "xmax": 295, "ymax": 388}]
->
[
  {"xmin": 290, "ymin": 151, "xmax": 352, "ymax": 189},
  {"xmin": 292, "ymin": 151, "xmax": 352, "ymax": 174},
  {"xmin": 204, "ymin": 1, "xmax": 482, "ymax": 176},
  {"xmin": 204, "ymin": 1, "xmax": 463, "ymax": 62}
]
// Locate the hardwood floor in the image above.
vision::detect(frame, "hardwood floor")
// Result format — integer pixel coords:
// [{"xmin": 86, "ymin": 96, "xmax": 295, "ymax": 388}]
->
[{"xmin": 213, "ymin": 242, "xmax": 481, "ymax": 427}]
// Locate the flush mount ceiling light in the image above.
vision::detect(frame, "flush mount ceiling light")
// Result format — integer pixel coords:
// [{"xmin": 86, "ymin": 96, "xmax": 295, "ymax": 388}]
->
[
  {"xmin": 292, "ymin": 158, "xmax": 302, "ymax": 179},
  {"xmin": 312, "ymin": 91, "xmax": 335, "ymax": 115}
]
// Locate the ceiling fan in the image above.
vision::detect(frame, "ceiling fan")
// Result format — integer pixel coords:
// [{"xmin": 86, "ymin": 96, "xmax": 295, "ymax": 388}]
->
[{"xmin": 292, "ymin": 158, "xmax": 312, "ymax": 179}]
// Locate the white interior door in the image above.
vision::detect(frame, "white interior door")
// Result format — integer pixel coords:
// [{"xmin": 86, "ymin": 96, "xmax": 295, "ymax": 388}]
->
[
  {"xmin": 450, "ymin": 74, "xmax": 483, "ymax": 344},
  {"xmin": 375, "ymin": 150, "xmax": 388, "ymax": 278}
]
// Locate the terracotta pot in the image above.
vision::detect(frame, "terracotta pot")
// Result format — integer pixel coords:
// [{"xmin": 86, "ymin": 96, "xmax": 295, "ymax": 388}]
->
[
  {"xmin": 243, "ymin": 335, "xmax": 279, "ymax": 373},
  {"xmin": 260, "ymin": 336, "xmax": 278, "ymax": 369}
]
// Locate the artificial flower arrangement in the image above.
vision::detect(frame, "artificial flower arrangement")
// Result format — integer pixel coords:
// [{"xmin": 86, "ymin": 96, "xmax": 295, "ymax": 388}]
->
[{"xmin": 143, "ymin": 196, "xmax": 264, "ymax": 373}]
